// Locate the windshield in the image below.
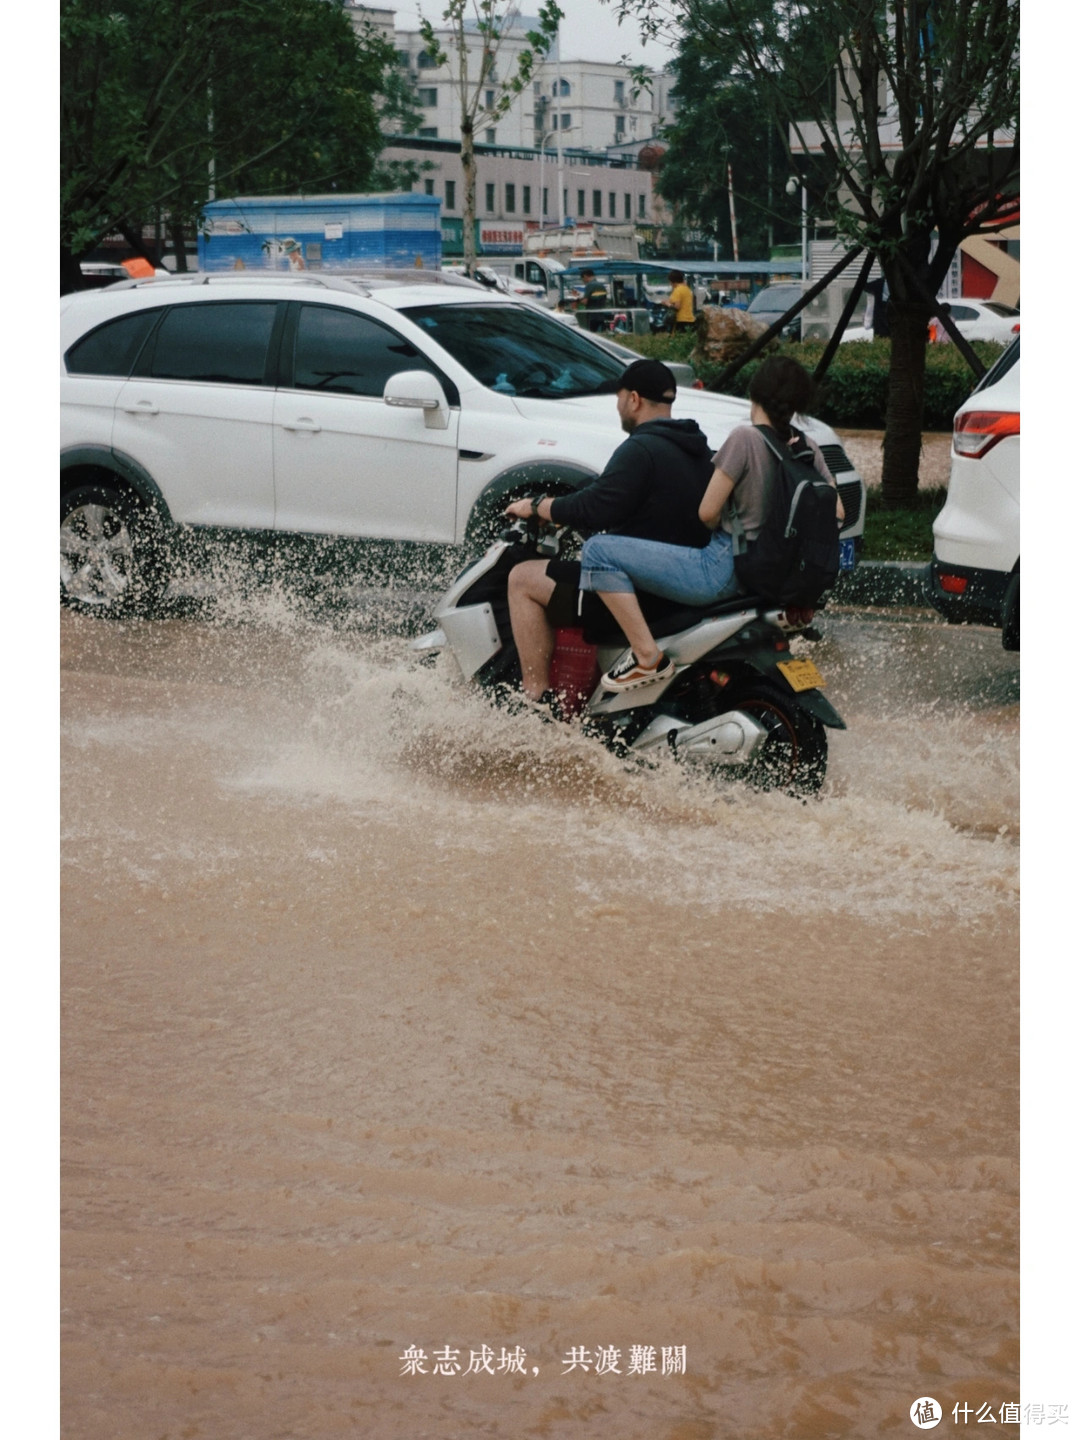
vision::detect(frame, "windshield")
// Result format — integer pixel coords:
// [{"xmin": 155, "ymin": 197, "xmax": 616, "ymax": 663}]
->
[
  {"xmin": 401, "ymin": 302, "xmax": 626, "ymax": 399},
  {"xmin": 748, "ymin": 286, "xmax": 803, "ymax": 312}
]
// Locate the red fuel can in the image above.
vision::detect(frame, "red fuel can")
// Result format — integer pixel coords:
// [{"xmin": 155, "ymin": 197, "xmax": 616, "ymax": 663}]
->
[{"xmin": 549, "ymin": 627, "xmax": 600, "ymax": 718}]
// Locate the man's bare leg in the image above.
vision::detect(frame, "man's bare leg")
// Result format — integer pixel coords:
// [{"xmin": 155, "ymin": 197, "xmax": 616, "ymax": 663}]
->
[
  {"xmin": 507, "ymin": 560, "xmax": 558, "ymax": 699},
  {"xmin": 595, "ymin": 590, "xmax": 663, "ymax": 665}
]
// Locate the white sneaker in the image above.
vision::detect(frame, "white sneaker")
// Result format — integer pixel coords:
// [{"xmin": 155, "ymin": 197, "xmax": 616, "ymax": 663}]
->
[{"xmin": 600, "ymin": 650, "xmax": 676, "ymax": 692}]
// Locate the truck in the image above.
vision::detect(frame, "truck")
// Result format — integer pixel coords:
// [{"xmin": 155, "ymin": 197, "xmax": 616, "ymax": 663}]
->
[
  {"xmin": 523, "ymin": 223, "xmax": 640, "ymax": 261},
  {"xmin": 487, "ymin": 256, "xmax": 567, "ymax": 306}
]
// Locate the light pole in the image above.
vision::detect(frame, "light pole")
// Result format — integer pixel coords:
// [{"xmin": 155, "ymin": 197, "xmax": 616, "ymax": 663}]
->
[
  {"xmin": 538, "ymin": 130, "xmax": 557, "ymax": 228},
  {"xmin": 786, "ymin": 175, "xmax": 808, "ymax": 281},
  {"xmin": 555, "ymin": 21, "xmax": 567, "ymax": 226}
]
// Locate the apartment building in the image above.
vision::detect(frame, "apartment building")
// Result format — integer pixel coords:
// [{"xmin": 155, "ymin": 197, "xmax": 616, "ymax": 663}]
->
[
  {"xmin": 379, "ymin": 8, "xmax": 672, "ymax": 152},
  {"xmin": 345, "ymin": 5, "xmax": 673, "ymax": 249},
  {"xmin": 392, "ymin": 17, "xmax": 539, "ymax": 148},
  {"xmin": 380, "ymin": 135, "xmax": 657, "ymax": 246},
  {"xmin": 532, "ymin": 60, "xmax": 655, "ymax": 151}
]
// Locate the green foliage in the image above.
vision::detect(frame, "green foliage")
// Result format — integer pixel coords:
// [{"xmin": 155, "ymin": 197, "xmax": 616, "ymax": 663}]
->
[
  {"xmin": 608, "ymin": 0, "xmax": 1020, "ymax": 501},
  {"xmin": 612, "ymin": 331, "xmax": 698, "ymax": 364},
  {"xmin": 61, "ymin": 0, "xmax": 397, "ymax": 271},
  {"xmin": 860, "ymin": 486, "xmax": 947, "ymax": 562},
  {"xmin": 624, "ymin": 332, "xmax": 1005, "ymax": 431},
  {"xmin": 653, "ymin": 0, "xmax": 833, "ymax": 256}
]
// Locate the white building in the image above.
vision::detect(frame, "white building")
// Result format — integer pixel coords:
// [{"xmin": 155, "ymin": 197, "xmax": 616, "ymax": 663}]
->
[
  {"xmin": 365, "ymin": 8, "xmax": 676, "ymax": 245},
  {"xmin": 392, "ymin": 16, "xmax": 540, "ymax": 149},
  {"xmin": 343, "ymin": 2, "xmax": 396, "ymax": 46},
  {"xmin": 532, "ymin": 60, "xmax": 655, "ymax": 151},
  {"xmin": 386, "ymin": 10, "xmax": 673, "ymax": 152}
]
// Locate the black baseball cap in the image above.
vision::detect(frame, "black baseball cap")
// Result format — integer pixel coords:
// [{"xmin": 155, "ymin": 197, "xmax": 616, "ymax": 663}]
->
[{"xmin": 617, "ymin": 358, "xmax": 677, "ymax": 404}]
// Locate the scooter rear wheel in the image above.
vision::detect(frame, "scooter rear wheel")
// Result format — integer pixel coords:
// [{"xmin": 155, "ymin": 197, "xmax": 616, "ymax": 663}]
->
[{"xmin": 735, "ymin": 687, "xmax": 828, "ymax": 795}]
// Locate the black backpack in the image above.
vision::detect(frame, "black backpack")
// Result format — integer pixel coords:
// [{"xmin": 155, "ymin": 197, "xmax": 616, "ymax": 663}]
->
[{"xmin": 729, "ymin": 425, "xmax": 841, "ymax": 607}]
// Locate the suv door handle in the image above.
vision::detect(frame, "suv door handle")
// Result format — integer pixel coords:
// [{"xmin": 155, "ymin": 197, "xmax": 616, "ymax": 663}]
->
[
  {"xmin": 122, "ymin": 400, "xmax": 159, "ymax": 415},
  {"xmin": 282, "ymin": 417, "xmax": 321, "ymax": 432}
]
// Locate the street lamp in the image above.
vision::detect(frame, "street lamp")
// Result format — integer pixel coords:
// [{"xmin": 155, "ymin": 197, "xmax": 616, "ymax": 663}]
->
[
  {"xmin": 538, "ymin": 130, "xmax": 558, "ymax": 228},
  {"xmin": 786, "ymin": 175, "xmax": 808, "ymax": 281}
]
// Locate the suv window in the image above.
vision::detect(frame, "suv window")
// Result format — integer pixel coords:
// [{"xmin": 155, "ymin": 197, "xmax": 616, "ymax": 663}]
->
[
  {"xmin": 290, "ymin": 304, "xmax": 450, "ymax": 399},
  {"xmin": 402, "ymin": 302, "xmax": 624, "ymax": 398},
  {"xmin": 749, "ymin": 285, "xmax": 803, "ymax": 312},
  {"xmin": 145, "ymin": 301, "xmax": 278, "ymax": 384},
  {"xmin": 65, "ymin": 309, "xmax": 159, "ymax": 377}
]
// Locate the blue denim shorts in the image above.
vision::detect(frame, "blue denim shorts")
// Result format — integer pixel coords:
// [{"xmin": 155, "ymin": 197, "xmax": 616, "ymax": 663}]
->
[{"xmin": 579, "ymin": 529, "xmax": 738, "ymax": 606}]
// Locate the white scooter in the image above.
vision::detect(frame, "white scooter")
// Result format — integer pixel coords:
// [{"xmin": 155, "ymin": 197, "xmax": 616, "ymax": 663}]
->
[{"xmin": 413, "ymin": 519, "xmax": 845, "ymax": 794}]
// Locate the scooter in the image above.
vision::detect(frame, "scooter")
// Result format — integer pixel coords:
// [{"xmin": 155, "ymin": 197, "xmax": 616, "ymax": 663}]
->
[{"xmin": 412, "ymin": 519, "xmax": 846, "ymax": 795}]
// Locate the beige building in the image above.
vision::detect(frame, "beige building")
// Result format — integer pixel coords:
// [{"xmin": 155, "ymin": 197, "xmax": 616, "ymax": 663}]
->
[{"xmin": 380, "ymin": 135, "xmax": 657, "ymax": 245}]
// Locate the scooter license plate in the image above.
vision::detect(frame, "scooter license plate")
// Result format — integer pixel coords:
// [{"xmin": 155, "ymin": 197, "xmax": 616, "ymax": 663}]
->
[
  {"xmin": 839, "ymin": 538, "xmax": 856, "ymax": 570},
  {"xmin": 777, "ymin": 658, "xmax": 825, "ymax": 693}
]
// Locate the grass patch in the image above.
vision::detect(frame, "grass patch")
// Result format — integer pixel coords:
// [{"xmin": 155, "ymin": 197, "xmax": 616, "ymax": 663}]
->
[{"xmin": 860, "ymin": 486, "xmax": 947, "ymax": 562}]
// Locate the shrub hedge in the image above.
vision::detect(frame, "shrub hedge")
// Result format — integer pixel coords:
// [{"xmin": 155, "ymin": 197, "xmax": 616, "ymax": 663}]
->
[{"xmin": 617, "ymin": 332, "xmax": 1006, "ymax": 432}]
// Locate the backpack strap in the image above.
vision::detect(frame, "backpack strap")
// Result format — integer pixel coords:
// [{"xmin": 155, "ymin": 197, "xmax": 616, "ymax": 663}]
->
[
  {"xmin": 754, "ymin": 424, "xmax": 812, "ymax": 540},
  {"xmin": 726, "ymin": 425, "xmax": 782, "ymax": 556}
]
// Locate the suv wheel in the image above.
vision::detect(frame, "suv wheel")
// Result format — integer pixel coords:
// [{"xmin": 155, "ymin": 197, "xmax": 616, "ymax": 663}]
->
[{"xmin": 60, "ymin": 482, "xmax": 170, "ymax": 617}]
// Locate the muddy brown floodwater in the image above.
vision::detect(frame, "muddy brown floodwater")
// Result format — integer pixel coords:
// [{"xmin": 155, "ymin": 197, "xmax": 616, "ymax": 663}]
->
[{"xmin": 61, "ymin": 592, "xmax": 1020, "ymax": 1440}]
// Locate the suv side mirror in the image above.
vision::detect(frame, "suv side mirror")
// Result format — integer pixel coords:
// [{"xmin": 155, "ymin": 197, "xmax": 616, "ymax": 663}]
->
[{"xmin": 383, "ymin": 371, "xmax": 450, "ymax": 430}]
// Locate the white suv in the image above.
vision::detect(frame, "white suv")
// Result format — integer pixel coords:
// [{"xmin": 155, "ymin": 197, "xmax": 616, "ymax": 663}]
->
[
  {"xmin": 928, "ymin": 338, "xmax": 1020, "ymax": 649},
  {"xmin": 60, "ymin": 272, "xmax": 867, "ymax": 615}
]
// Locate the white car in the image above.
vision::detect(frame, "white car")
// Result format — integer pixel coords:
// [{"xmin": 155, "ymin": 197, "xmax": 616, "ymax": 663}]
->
[
  {"xmin": 60, "ymin": 271, "xmax": 867, "ymax": 616},
  {"xmin": 928, "ymin": 338, "xmax": 1019, "ymax": 649},
  {"xmin": 937, "ymin": 299, "xmax": 1020, "ymax": 345},
  {"xmin": 842, "ymin": 298, "xmax": 1020, "ymax": 346}
]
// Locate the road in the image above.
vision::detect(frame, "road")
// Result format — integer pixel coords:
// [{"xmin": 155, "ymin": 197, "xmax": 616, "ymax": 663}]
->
[{"xmin": 61, "ymin": 596, "xmax": 1019, "ymax": 1439}]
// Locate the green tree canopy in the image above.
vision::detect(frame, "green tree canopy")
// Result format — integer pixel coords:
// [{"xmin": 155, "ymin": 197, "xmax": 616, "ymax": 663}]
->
[
  {"xmin": 610, "ymin": 0, "xmax": 1020, "ymax": 503},
  {"xmin": 61, "ymin": 0, "xmax": 404, "ymax": 289}
]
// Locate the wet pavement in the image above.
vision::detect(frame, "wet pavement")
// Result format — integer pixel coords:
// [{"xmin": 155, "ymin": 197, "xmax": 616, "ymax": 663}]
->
[{"xmin": 61, "ymin": 593, "xmax": 1020, "ymax": 1438}]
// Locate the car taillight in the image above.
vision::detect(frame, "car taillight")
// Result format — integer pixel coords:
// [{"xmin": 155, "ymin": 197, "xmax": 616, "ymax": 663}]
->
[
  {"xmin": 1011, "ymin": 323, "xmax": 1020, "ymax": 333},
  {"xmin": 939, "ymin": 573, "xmax": 969, "ymax": 594},
  {"xmin": 953, "ymin": 409, "xmax": 1020, "ymax": 458}
]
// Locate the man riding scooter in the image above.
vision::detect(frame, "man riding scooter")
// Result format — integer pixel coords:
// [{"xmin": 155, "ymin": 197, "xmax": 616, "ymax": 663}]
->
[{"xmin": 503, "ymin": 359, "xmax": 717, "ymax": 705}]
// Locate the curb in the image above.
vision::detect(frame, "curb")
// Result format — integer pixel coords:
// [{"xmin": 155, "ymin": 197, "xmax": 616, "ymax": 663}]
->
[{"xmin": 833, "ymin": 560, "xmax": 931, "ymax": 608}]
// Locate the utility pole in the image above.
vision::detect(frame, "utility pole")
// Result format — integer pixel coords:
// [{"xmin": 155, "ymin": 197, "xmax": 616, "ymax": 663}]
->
[
  {"xmin": 727, "ymin": 162, "xmax": 739, "ymax": 263},
  {"xmin": 555, "ymin": 22, "xmax": 565, "ymax": 225}
]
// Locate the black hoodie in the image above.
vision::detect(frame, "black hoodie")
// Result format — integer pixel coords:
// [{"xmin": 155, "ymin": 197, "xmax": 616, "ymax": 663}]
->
[{"xmin": 548, "ymin": 417, "xmax": 714, "ymax": 548}]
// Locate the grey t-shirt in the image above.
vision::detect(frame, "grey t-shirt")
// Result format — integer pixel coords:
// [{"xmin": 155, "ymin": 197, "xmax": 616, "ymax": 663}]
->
[{"xmin": 712, "ymin": 425, "xmax": 834, "ymax": 541}]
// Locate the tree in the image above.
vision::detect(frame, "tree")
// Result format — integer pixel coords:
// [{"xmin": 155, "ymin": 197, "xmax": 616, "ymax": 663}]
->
[
  {"xmin": 61, "ymin": 0, "xmax": 398, "ymax": 291},
  {"xmin": 654, "ymin": 55, "xmax": 792, "ymax": 259},
  {"xmin": 608, "ymin": 0, "xmax": 1020, "ymax": 505},
  {"xmin": 419, "ymin": 0, "xmax": 561, "ymax": 277}
]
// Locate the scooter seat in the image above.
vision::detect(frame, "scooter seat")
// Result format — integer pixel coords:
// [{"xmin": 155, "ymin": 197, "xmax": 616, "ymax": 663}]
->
[{"xmin": 580, "ymin": 589, "xmax": 764, "ymax": 646}]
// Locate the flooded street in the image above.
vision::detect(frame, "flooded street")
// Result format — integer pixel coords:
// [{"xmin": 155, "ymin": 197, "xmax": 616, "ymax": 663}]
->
[{"xmin": 61, "ymin": 591, "xmax": 1020, "ymax": 1439}]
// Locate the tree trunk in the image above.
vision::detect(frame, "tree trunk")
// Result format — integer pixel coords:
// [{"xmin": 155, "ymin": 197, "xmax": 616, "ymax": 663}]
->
[
  {"xmin": 461, "ymin": 119, "xmax": 477, "ymax": 277},
  {"xmin": 171, "ymin": 219, "xmax": 189, "ymax": 272},
  {"xmin": 60, "ymin": 246, "xmax": 84, "ymax": 295},
  {"xmin": 881, "ymin": 299, "xmax": 933, "ymax": 509}
]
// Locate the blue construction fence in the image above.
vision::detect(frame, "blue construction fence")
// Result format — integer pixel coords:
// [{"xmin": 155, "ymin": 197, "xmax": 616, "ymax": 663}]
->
[{"xmin": 198, "ymin": 193, "xmax": 442, "ymax": 272}]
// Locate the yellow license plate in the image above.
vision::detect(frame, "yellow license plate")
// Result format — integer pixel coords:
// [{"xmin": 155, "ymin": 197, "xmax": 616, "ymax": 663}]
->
[{"xmin": 776, "ymin": 658, "xmax": 825, "ymax": 693}]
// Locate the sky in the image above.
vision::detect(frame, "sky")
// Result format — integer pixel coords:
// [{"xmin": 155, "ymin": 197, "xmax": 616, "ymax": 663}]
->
[{"xmin": 397, "ymin": 0, "xmax": 678, "ymax": 68}]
